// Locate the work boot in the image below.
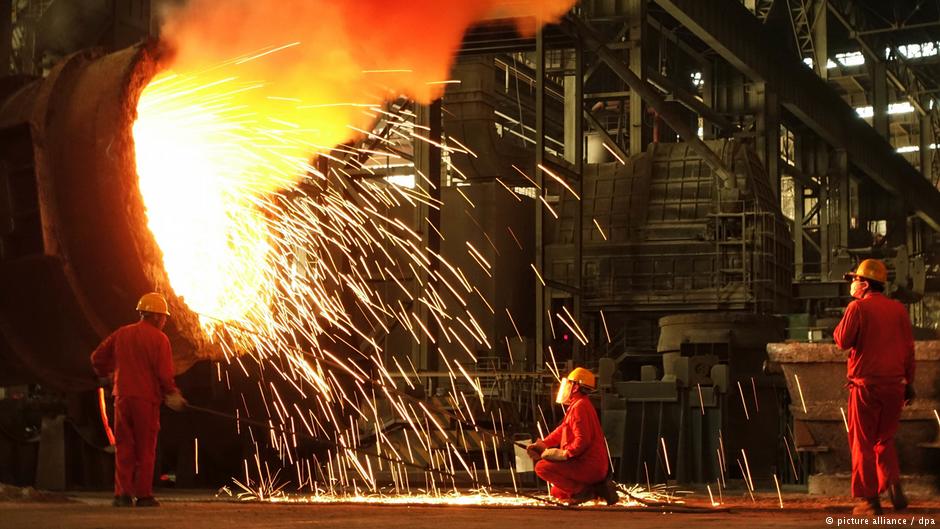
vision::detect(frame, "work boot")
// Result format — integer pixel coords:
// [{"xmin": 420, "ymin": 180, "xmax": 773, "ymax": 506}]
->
[
  {"xmin": 564, "ymin": 487, "xmax": 598, "ymax": 506},
  {"xmin": 888, "ymin": 483, "xmax": 909, "ymax": 511},
  {"xmin": 111, "ymin": 495, "xmax": 133, "ymax": 507},
  {"xmin": 852, "ymin": 497, "xmax": 883, "ymax": 516},
  {"xmin": 135, "ymin": 496, "xmax": 161, "ymax": 507},
  {"xmin": 594, "ymin": 479, "xmax": 619, "ymax": 506}
]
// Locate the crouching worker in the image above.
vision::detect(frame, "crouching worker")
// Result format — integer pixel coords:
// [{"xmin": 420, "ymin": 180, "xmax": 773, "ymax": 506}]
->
[
  {"xmin": 91, "ymin": 292, "xmax": 187, "ymax": 508},
  {"xmin": 526, "ymin": 367, "xmax": 618, "ymax": 505}
]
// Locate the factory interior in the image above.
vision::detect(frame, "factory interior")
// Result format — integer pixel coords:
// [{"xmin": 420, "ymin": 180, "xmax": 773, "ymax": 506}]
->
[{"xmin": 0, "ymin": 0, "xmax": 938, "ymax": 527}]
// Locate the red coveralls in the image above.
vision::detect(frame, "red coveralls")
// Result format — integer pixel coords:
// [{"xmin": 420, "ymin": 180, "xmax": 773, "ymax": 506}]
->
[
  {"xmin": 91, "ymin": 321, "xmax": 178, "ymax": 498},
  {"xmin": 535, "ymin": 393, "xmax": 610, "ymax": 499},
  {"xmin": 833, "ymin": 292, "xmax": 915, "ymax": 499}
]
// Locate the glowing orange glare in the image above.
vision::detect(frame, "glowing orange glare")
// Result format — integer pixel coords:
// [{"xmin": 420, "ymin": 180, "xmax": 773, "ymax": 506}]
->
[{"xmin": 133, "ymin": 72, "xmax": 296, "ymax": 327}]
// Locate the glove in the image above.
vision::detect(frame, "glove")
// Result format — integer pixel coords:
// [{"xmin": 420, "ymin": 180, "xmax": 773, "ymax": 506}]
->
[
  {"xmin": 540, "ymin": 448, "xmax": 569, "ymax": 462},
  {"xmin": 904, "ymin": 384, "xmax": 916, "ymax": 406},
  {"xmin": 164, "ymin": 391, "xmax": 187, "ymax": 412},
  {"xmin": 526, "ymin": 440, "xmax": 546, "ymax": 461}
]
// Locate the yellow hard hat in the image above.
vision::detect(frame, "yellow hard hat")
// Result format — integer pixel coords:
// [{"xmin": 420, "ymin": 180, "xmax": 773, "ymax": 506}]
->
[
  {"xmin": 844, "ymin": 258, "xmax": 888, "ymax": 284},
  {"xmin": 566, "ymin": 367, "xmax": 596, "ymax": 390},
  {"xmin": 136, "ymin": 292, "xmax": 170, "ymax": 316}
]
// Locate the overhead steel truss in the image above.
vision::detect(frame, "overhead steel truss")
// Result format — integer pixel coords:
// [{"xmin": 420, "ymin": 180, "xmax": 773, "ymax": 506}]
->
[{"xmin": 655, "ymin": 0, "xmax": 940, "ymax": 231}]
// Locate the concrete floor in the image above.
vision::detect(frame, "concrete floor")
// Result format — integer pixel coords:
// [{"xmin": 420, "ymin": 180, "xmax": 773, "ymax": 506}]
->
[{"xmin": 0, "ymin": 491, "xmax": 938, "ymax": 529}]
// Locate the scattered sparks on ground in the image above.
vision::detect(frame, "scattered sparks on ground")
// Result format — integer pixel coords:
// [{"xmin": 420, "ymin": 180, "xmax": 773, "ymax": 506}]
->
[{"xmin": 219, "ymin": 484, "xmax": 676, "ymax": 509}]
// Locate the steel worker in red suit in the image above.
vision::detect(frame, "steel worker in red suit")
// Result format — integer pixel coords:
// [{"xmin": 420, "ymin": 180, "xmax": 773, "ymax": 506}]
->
[
  {"xmin": 91, "ymin": 292, "xmax": 187, "ymax": 508},
  {"xmin": 834, "ymin": 259, "xmax": 916, "ymax": 516},
  {"xmin": 526, "ymin": 367, "xmax": 619, "ymax": 505}
]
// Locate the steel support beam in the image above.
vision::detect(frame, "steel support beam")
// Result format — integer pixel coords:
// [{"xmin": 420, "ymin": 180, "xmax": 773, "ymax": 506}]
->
[
  {"xmin": 534, "ymin": 27, "xmax": 546, "ymax": 370},
  {"xmin": 920, "ymin": 114, "xmax": 932, "ymax": 180},
  {"xmin": 627, "ymin": 0, "xmax": 647, "ymax": 155},
  {"xmin": 413, "ymin": 100, "xmax": 441, "ymax": 372},
  {"xmin": 582, "ymin": 109, "xmax": 629, "ymax": 162},
  {"xmin": 812, "ymin": 0, "xmax": 828, "ymax": 81},
  {"xmin": 754, "ymin": 82, "xmax": 780, "ymax": 196},
  {"xmin": 827, "ymin": 2, "xmax": 930, "ymax": 116},
  {"xmin": 654, "ymin": 0, "xmax": 940, "ymax": 230},
  {"xmin": 793, "ymin": 178, "xmax": 805, "ymax": 279},
  {"xmin": 568, "ymin": 14, "xmax": 735, "ymax": 185},
  {"xmin": 646, "ymin": 69, "xmax": 736, "ymax": 133},
  {"xmin": 871, "ymin": 61, "xmax": 889, "ymax": 139},
  {"xmin": 832, "ymin": 148, "xmax": 850, "ymax": 256},
  {"xmin": 572, "ymin": 41, "xmax": 584, "ymax": 364},
  {"xmin": 0, "ymin": 0, "xmax": 10, "ymax": 76}
]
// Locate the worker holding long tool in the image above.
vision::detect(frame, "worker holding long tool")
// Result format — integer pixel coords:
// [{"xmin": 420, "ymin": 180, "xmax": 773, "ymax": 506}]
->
[
  {"xmin": 834, "ymin": 259, "xmax": 915, "ymax": 516},
  {"xmin": 526, "ymin": 367, "xmax": 618, "ymax": 505},
  {"xmin": 91, "ymin": 292, "xmax": 187, "ymax": 508}
]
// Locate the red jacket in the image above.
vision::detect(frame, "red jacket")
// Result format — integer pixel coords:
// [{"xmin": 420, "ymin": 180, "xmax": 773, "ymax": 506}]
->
[
  {"xmin": 91, "ymin": 321, "xmax": 178, "ymax": 403},
  {"xmin": 542, "ymin": 393, "xmax": 609, "ymax": 475},
  {"xmin": 833, "ymin": 292, "xmax": 915, "ymax": 385}
]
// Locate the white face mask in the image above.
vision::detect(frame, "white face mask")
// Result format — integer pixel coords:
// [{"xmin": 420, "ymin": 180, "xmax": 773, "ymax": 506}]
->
[
  {"xmin": 555, "ymin": 379, "xmax": 574, "ymax": 405},
  {"xmin": 850, "ymin": 279, "xmax": 868, "ymax": 299}
]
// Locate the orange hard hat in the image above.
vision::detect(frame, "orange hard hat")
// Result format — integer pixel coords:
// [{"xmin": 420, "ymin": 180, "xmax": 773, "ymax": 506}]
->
[
  {"xmin": 555, "ymin": 367, "xmax": 597, "ymax": 404},
  {"xmin": 566, "ymin": 367, "xmax": 596, "ymax": 390},
  {"xmin": 844, "ymin": 258, "xmax": 888, "ymax": 284},
  {"xmin": 136, "ymin": 292, "xmax": 170, "ymax": 316}
]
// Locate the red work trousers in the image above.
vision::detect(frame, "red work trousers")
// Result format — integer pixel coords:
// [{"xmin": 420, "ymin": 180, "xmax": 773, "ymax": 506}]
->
[
  {"xmin": 535, "ymin": 459, "xmax": 607, "ymax": 499},
  {"xmin": 114, "ymin": 396, "xmax": 160, "ymax": 498},
  {"xmin": 847, "ymin": 383, "xmax": 904, "ymax": 498}
]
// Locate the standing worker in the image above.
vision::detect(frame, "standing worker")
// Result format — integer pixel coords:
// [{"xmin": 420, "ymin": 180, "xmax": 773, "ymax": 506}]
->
[
  {"xmin": 526, "ymin": 367, "xmax": 618, "ymax": 505},
  {"xmin": 91, "ymin": 292, "xmax": 187, "ymax": 507},
  {"xmin": 834, "ymin": 259, "xmax": 916, "ymax": 516}
]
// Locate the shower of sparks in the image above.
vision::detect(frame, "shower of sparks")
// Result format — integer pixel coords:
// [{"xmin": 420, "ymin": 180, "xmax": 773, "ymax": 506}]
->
[
  {"xmin": 740, "ymin": 449, "xmax": 754, "ymax": 489},
  {"xmin": 598, "ymin": 310, "xmax": 611, "ymax": 344},
  {"xmin": 601, "ymin": 141, "xmax": 626, "ymax": 165},
  {"xmin": 592, "ymin": 219, "xmax": 608, "ymax": 241},
  {"xmin": 530, "ymin": 264, "xmax": 546, "ymax": 286},
  {"xmin": 660, "ymin": 437, "xmax": 671, "ymax": 476},
  {"xmin": 706, "ymin": 484, "xmax": 716, "ymax": 506},
  {"xmin": 794, "ymin": 374, "xmax": 807, "ymax": 413},
  {"xmin": 783, "ymin": 435, "xmax": 798, "ymax": 481},
  {"xmin": 737, "ymin": 381, "xmax": 750, "ymax": 420},
  {"xmin": 750, "ymin": 377, "xmax": 759, "ymax": 413},
  {"xmin": 129, "ymin": 37, "xmax": 704, "ymax": 509},
  {"xmin": 773, "ymin": 474, "xmax": 783, "ymax": 508},
  {"xmin": 130, "ymin": 52, "xmax": 682, "ymax": 509},
  {"xmin": 697, "ymin": 383, "xmax": 705, "ymax": 415},
  {"xmin": 132, "ymin": 63, "xmax": 530, "ymax": 503},
  {"xmin": 537, "ymin": 163, "xmax": 580, "ymax": 200},
  {"xmin": 717, "ymin": 430, "xmax": 728, "ymax": 482}
]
